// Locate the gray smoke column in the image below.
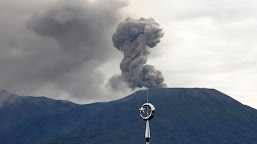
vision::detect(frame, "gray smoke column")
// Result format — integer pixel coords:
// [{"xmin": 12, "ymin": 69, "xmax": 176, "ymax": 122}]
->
[{"xmin": 110, "ymin": 17, "xmax": 166, "ymax": 89}]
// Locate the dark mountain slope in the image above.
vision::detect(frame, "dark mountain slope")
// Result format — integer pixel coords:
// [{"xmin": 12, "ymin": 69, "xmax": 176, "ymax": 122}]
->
[
  {"xmin": 40, "ymin": 88, "xmax": 257, "ymax": 144},
  {"xmin": 0, "ymin": 90, "xmax": 80, "ymax": 143}
]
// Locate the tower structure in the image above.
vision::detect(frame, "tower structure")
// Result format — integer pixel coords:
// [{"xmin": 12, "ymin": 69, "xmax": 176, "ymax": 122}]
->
[{"xmin": 139, "ymin": 90, "xmax": 155, "ymax": 144}]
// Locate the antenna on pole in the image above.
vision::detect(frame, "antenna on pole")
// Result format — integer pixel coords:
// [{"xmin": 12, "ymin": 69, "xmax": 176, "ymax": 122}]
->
[
  {"xmin": 139, "ymin": 89, "xmax": 155, "ymax": 144},
  {"xmin": 147, "ymin": 89, "xmax": 149, "ymax": 116},
  {"xmin": 147, "ymin": 89, "xmax": 149, "ymax": 103}
]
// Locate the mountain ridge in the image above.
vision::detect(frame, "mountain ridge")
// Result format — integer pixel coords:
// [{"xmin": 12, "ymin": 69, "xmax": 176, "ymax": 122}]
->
[
  {"xmin": 1, "ymin": 88, "xmax": 257, "ymax": 144},
  {"xmin": 40, "ymin": 88, "xmax": 257, "ymax": 144}
]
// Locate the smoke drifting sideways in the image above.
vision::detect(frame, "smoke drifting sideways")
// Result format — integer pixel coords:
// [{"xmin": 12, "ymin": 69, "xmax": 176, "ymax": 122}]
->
[
  {"xmin": 0, "ymin": 0, "xmax": 129, "ymax": 102},
  {"xmin": 109, "ymin": 18, "xmax": 167, "ymax": 90}
]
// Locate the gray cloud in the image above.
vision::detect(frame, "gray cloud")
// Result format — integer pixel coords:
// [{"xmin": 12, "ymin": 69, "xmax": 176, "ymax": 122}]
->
[
  {"xmin": 108, "ymin": 18, "xmax": 167, "ymax": 90},
  {"xmin": 0, "ymin": 0, "xmax": 128, "ymax": 102},
  {"xmin": 0, "ymin": 90, "xmax": 19, "ymax": 109}
]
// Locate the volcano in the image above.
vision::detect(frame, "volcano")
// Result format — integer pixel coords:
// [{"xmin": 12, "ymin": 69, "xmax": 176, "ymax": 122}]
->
[{"xmin": 1, "ymin": 88, "xmax": 257, "ymax": 144}]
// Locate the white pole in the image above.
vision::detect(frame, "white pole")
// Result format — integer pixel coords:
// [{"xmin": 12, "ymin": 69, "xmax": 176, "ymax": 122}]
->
[
  {"xmin": 145, "ymin": 120, "xmax": 150, "ymax": 144},
  {"xmin": 146, "ymin": 89, "xmax": 150, "ymax": 144}
]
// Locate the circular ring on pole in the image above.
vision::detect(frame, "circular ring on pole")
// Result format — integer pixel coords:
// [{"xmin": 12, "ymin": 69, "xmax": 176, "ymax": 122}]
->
[{"xmin": 139, "ymin": 103, "xmax": 155, "ymax": 121}]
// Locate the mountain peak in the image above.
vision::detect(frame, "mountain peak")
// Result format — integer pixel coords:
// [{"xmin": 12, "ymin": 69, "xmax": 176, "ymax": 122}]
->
[
  {"xmin": 38, "ymin": 87, "xmax": 257, "ymax": 144},
  {"xmin": 123, "ymin": 88, "xmax": 234, "ymax": 104},
  {"xmin": 1, "ymin": 88, "xmax": 257, "ymax": 144}
]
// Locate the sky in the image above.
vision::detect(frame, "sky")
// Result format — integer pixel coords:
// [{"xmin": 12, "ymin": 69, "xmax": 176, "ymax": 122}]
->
[{"xmin": 0, "ymin": 0, "xmax": 256, "ymax": 109}]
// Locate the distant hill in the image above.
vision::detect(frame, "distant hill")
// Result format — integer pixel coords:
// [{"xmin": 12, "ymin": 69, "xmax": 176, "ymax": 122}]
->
[
  {"xmin": 1, "ymin": 88, "xmax": 257, "ymax": 144},
  {"xmin": 0, "ymin": 90, "xmax": 80, "ymax": 144}
]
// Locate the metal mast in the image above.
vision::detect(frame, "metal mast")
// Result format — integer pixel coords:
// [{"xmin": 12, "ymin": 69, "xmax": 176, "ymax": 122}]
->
[
  {"xmin": 146, "ymin": 89, "xmax": 150, "ymax": 144},
  {"xmin": 139, "ymin": 89, "xmax": 155, "ymax": 144}
]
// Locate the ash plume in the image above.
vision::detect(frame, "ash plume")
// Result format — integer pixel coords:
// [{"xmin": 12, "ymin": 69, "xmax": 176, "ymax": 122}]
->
[
  {"xmin": 0, "ymin": 0, "xmax": 128, "ymax": 102},
  {"xmin": 109, "ymin": 18, "xmax": 166, "ymax": 90}
]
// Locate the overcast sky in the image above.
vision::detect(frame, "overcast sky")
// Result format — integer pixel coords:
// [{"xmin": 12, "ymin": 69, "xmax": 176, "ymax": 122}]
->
[{"xmin": 0, "ymin": 0, "xmax": 256, "ymax": 109}]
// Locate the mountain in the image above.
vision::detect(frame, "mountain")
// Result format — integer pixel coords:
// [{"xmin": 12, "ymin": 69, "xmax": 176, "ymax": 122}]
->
[
  {"xmin": 40, "ymin": 88, "xmax": 257, "ymax": 144},
  {"xmin": 0, "ymin": 90, "xmax": 80, "ymax": 143},
  {"xmin": 1, "ymin": 88, "xmax": 257, "ymax": 144}
]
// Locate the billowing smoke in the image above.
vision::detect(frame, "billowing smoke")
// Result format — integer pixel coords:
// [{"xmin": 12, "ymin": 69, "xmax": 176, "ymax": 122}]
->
[
  {"xmin": 109, "ymin": 18, "xmax": 166, "ymax": 90},
  {"xmin": 0, "ymin": 0, "xmax": 128, "ymax": 102}
]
